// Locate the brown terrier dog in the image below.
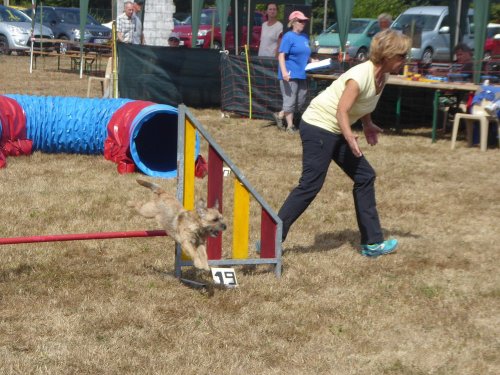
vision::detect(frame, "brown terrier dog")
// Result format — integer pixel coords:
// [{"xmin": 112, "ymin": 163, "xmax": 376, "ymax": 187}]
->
[{"xmin": 129, "ymin": 179, "xmax": 226, "ymax": 271}]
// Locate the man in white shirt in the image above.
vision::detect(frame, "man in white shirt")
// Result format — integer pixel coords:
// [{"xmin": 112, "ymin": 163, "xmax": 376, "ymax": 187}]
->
[
  {"xmin": 258, "ymin": 3, "xmax": 283, "ymax": 57},
  {"xmin": 117, "ymin": 1, "xmax": 142, "ymax": 44}
]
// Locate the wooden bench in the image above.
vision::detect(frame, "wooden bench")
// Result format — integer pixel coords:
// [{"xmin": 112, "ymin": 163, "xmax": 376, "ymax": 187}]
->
[
  {"xmin": 65, "ymin": 52, "xmax": 97, "ymax": 74},
  {"xmin": 31, "ymin": 50, "xmax": 98, "ymax": 74},
  {"xmin": 31, "ymin": 51, "xmax": 60, "ymax": 69}
]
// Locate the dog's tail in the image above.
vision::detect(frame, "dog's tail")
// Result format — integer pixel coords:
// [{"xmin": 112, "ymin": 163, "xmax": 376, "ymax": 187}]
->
[{"xmin": 136, "ymin": 179, "xmax": 165, "ymax": 195}]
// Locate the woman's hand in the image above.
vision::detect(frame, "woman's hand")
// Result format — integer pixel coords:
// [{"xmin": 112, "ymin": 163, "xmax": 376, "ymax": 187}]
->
[
  {"xmin": 363, "ymin": 121, "xmax": 383, "ymax": 146},
  {"xmin": 282, "ymin": 71, "xmax": 291, "ymax": 82},
  {"xmin": 345, "ymin": 134, "xmax": 362, "ymax": 157}
]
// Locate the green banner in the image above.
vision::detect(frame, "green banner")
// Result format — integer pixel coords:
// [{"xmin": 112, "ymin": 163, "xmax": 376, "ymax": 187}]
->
[
  {"xmin": 216, "ymin": 0, "xmax": 231, "ymax": 50},
  {"xmin": 191, "ymin": 0, "xmax": 204, "ymax": 48},
  {"xmin": 333, "ymin": 0, "xmax": 354, "ymax": 57}
]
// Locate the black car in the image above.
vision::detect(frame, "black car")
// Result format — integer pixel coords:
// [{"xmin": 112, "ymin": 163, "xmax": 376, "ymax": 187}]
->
[{"xmin": 23, "ymin": 6, "xmax": 111, "ymax": 45}]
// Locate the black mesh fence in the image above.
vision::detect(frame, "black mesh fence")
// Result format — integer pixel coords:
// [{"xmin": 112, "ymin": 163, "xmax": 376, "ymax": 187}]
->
[
  {"xmin": 220, "ymin": 54, "xmax": 438, "ymax": 127},
  {"xmin": 220, "ymin": 54, "xmax": 282, "ymax": 121},
  {"xmin": 117, "ymin": 43, "xmax": 221, "ymax": 108},
  {"xmin": 117, "ymin": 44, "xmax": 496, "ymax": 129},
  {"xmin": 373, "ymin": 85, "xmax": 435, "ymax": 128}
]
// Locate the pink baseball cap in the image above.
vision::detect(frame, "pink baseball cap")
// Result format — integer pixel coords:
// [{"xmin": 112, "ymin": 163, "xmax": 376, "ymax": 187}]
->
[{"xmin": 288, "ymin": 10, "xmax": 309, "ymax": 21}]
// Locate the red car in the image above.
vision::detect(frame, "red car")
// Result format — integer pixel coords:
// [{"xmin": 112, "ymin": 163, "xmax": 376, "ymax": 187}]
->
[
  {"xmin": 484, "ymin": 23, "xmax": 500, "ymax": 60},
  {"xmin": 173, "ymin": 8, "xmax": 264, "ymax": 53}
]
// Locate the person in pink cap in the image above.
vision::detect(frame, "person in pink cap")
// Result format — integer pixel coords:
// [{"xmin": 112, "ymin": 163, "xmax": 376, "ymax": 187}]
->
[{"xmin": 273, "ymin": 10, "xmax": 312, "ymax": 134}]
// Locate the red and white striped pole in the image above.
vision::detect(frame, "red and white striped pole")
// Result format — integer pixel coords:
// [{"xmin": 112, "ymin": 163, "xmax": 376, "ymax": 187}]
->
[{"xmin": 0, "ymin": 230, "xmax": 167, "ymax": 245}]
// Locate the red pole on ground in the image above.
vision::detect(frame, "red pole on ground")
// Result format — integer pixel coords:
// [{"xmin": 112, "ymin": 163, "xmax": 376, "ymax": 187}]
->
[{"xmin": 0, "ymin": 230, "xmax": 167, "ymax": 245}]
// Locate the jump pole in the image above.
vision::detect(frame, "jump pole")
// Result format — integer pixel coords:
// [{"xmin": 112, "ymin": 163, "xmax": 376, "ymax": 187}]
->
[{"xmin": 0, "ymin": 230, "xmax": 167, "ymax": 245}]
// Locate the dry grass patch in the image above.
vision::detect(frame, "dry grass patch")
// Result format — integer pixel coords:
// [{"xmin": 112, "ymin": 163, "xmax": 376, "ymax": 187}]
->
[{"xmin": 0, "ymin": 55, "xmax": 499, "ymax": 374}]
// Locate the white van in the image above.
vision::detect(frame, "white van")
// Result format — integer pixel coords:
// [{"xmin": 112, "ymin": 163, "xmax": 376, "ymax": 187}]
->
[{"xmin": 391, "ymin": 6, "xmax": 474, "ymax": 63}]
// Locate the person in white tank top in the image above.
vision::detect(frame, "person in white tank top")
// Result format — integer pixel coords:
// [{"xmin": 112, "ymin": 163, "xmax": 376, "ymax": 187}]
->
[{"xmin": 258, "ymin": 3, "xmax": 283, "ymax": 57}]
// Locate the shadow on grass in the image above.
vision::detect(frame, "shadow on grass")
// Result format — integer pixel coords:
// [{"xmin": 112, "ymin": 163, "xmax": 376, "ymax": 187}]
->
[
  {"xmin": 286, "ymin": 228, "xmax": 420, "ymax": 254},
  {"xmin": 287, "ymin": 230, "xmax": 358, "ymax": 254}
]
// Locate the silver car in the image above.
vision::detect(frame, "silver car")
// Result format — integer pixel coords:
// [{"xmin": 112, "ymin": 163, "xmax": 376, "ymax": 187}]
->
[
  {"xmin": 391, "ymin": 6, "xmax": 474, "ymax": 64},
  {"xmin": 0, "ymin": 5, "xmax": 54, "ymax": 55}
]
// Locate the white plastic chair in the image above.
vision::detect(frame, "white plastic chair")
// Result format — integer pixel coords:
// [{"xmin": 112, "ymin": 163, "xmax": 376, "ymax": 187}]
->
[
  {"xmin": 87, "ymin": 57, "xmax": 113, "ymax": 98},
  {"xmin": 450, "ymin": 99, "xmax": 500, "ymax": 151}
]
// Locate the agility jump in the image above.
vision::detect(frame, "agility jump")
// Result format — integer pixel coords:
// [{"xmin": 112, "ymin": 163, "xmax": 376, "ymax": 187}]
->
[
  {"xmin": 0, "ymin": 100, "xmax": 283, "ymax": 278},
  {"xmin": 176, "ymin": 105, "xmax": 282, "ymax": 277}
]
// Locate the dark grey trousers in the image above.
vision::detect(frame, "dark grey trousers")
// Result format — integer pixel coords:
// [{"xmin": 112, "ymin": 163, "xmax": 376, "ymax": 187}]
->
[{"xmin": 278, "ymin": 120, "xmax": 384, "ymax": 245}]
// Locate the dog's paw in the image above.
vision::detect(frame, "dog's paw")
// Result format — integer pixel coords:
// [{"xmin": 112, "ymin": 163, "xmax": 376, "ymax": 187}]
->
[{"xmin": 193, "ymin": 258, "xmax": 211, "ymax": 272}]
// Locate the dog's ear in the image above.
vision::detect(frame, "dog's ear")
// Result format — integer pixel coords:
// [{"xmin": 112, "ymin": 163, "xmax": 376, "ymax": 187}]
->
[
  {"xmin": 195, "ymin": 199, "xmax": 207, "ymax": 215},
  {"xmin": 212, "ymin": 199, "xmax": 220, "ymax": 211}
]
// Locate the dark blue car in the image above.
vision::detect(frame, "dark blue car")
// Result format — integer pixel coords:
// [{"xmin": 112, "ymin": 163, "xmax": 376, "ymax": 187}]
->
[{"xmin": 24, "ymin": 6, "xmax": 111, "ymax": 45}]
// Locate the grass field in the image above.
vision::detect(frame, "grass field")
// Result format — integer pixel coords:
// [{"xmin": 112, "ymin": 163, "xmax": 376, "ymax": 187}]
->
[{"xmin": 0, "ymin": 54, "xmax": 499, "ymax": 374}]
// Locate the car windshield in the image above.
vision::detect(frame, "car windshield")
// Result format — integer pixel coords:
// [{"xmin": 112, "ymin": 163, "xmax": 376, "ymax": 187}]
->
[
  {"xmin": 0, "ymin": 6, "xmax": 32, "ymax": 23},
  {"xmin": 200, "ymin": 11, "xmax": 220, "ymax": 26},
  {"xmin": 176, "ymin": 10, "xmax": 262, "ymax": 27},
  {"xmin": 326, "ymin": 20, "xmax": 370, "ymax": 34},
  {"xmin": 487, "ymin": 26, "xmax": 500, "ymax": 38},
  {"xmin": 54, "ymin": 9, "xmax": 101, "ymax": 25},
  {"xmin": 392, "ymin": 15, "xmax": 439, "ymax": 32},
  {"xmin": 180, "ymin": 11, "xmax": 220, "ymax": 26}
]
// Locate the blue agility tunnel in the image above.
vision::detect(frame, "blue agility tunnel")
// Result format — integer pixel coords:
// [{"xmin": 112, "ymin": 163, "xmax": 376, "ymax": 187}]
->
[{"xmin": 1, "ymin": 95, "xmax": 189, "ymax": 178}]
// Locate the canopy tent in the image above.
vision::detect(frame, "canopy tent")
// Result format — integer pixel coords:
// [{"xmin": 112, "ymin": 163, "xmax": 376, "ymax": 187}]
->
[
  {"xmin": 189, "ymin": 0, "xmax": 312, "ymax": 55},
  {"xmin": 216, "ymin": 0, "xmax": 231, "ymax": 50},
  {"xmin": 79, "ymin": 0, "xmax": 89, "ymax": 79},
  {"xmin": 325, "ymin": 0, "xmax": 491, "ymax": 83},
  {"xmin": 332, "ymin": 0, "xmax": 354, "ymax": 60},
  {"xmin": 447, "ymin": 0, "xmax": 491, "ymax": 83},
  {"xmin": 28, "ymin": 0, "xmax": 36, "ymax": 73},
  {"xmin": 191, "ymin": 0, "xmax": 203, "ymax": 52},
  {"xmin": 472, "ymin": 0, "xmax": 491, "ymax": 83},
  {"xmin": 32, "ymin": 0, "xmax": 490, "ymax": 83},
  {"xmin": 448, "ymin": 0, "xmax": 472, "ymax": 59},
  {"xmin": 191, "ymin": 0, "xmax": 490, "ymax": 82}
]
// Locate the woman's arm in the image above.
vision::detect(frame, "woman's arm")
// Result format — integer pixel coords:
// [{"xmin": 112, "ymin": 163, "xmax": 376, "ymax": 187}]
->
[
  {"xmin": 278, "ymin": 52, "xmax": 290, "ymax": 81},
  {"xmin": 337, "ymin": 79, "xmax": 362, "ymax": 157}
]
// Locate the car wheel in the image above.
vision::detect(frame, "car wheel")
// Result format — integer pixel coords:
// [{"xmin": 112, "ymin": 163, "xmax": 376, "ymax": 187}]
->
[
  {"xmin": 0, "ymin": 35, "xmax": 9, "ymax": 55},
  {"xmin": 422, "ymin": 48, "xmax": 433, "ymax": 65},
  {"xmin": 212, "ymin": 41, "xmax": 222, "ymax": 50},
  {"xmin": 355, "ymin": 47, "xmax": 368, "ymax": 62},
  {"xmin": 484, "ymin": 51, "xmax": 492, "ymax": 61}
]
